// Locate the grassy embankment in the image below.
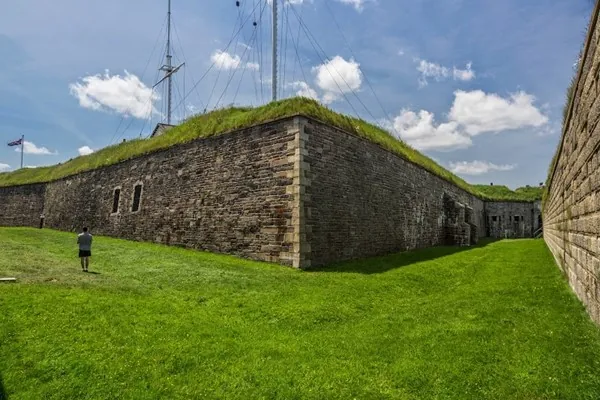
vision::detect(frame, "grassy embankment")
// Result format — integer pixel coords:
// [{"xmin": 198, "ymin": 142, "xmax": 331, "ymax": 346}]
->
[{"xmin": 0, "ymin": 97, "xmax": 541, "ymax": 201}]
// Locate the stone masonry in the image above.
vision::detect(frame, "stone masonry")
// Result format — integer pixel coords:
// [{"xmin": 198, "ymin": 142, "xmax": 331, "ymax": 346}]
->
[
  {"xmin": 0, "ymin": 184, "xmax": 45, "ymax": 227},
  {"xmin": 0, "ymin": 116, "xmax": 539, "ymax": 269},
  {"xmin": 302, "ymin": 119, "xmax": 487, "ymax": 267},
  {"xmin": 485, "ymin": 201, "xmax": 542, "ymax": 239},
  {"xmin": 1, "ymin": 119, "xmax": 299, "ymax": 266},
  {"xmin": 544, "ymin": 1, "xmax": 600, "ymax": 325}
]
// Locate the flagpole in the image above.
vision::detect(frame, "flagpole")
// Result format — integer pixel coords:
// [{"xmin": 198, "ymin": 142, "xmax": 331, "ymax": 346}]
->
[{"xmin": 20, "ymin": 135, "xmax": 24, "ymax": 169}]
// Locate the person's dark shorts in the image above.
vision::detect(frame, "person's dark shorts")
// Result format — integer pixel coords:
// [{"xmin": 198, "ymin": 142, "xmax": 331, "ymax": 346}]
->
[{"xmin": 79, "ymin": 250, "xmax": 91, "ymax": 258}]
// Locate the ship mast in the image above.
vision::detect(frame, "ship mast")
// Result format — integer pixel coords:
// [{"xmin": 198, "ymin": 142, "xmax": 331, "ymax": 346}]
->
[{"xmin": 155, "ymin": 0, "xmax": 184, "ymax": 124}]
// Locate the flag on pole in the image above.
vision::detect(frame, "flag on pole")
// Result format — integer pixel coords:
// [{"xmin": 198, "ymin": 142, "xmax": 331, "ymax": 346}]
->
[
  {"xmin": 8, "ymin": 138, "xmax": 23, "ymax": 147},
  {"xmin": 8, "ymin": 136, "xmax": 25, "ymax": 169}
]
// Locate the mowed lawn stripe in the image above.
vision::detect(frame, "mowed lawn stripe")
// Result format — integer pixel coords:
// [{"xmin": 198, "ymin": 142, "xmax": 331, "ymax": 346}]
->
[{"xmin": 1, "ymin": 228, "xmax": 599, "ymax": 399}]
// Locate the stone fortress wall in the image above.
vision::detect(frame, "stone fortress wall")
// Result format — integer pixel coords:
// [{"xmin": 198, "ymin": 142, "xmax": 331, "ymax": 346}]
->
[
  {"xmin": 0, "ymin": 116, "xmax": 538, "ymax": 268},
  {"xmin": 544, "ymin": 2, "xmax": 600, "ymax": 324},
  {"xmin": 1, "ymin": 119, "xmax": 300, "ymax": 266},
  {"xmin": 303, "ymin": 118, "xmax": 486, "ymax": 267},
  {"xmin": 485, "ymin": 201, "xmax": 542, "ymax": 239},
  {"xmin": 0, "ymin": 184, "xmax": 46, "ymax": 228}
]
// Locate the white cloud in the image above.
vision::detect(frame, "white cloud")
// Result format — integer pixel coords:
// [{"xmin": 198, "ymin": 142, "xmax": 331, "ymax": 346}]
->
[
  {"xmin": 247, "ymin": 62, "xmax": 260, "ymax": 71},
  {"xmin": 69, "ymin": 70, "xmax": 159, "ymax": 119},
  {"xmin": 288, "ymin": 81, "xmax": 319, "ymax": 100},
  {"xmin": 313, "ymin": 56, "xmax": 362, "ymax": 104},
  {"xmin": 336, "ymin": 0, "xmax": 368, "ymax": 11},
  {"xmin": 211, "ymin": 50, "xmax": 260, "ymax": 71},
  {"xmin": 78, "ymin": 146, "xmax": 94, "ymax": 156},
  {"xmin": 211, "ymin": 50, "xmax": 241, "ymax": 70},
  {"xmin": 15, "ymin": 141, "xmax": 56, "ymax": 155},
  {"xmin": 449, "ymin": 161, "xmax": 516, "ymax": 175},
  {"xmin": 398, "ymin": 49, "xmax": 405, "ymax": 56},
  {"xmin": 0, "ymin": 163, "xmax": 10, "ymax": 172},
  {"xmin": 536, "ymin": 123, "xmax": 560, "ymax": 137},
  {"xmin": 416, "ymin": 59, "xmax": 449, "ymax": 86},
  {"xmin": 453, "ymin": 62, "xmax": 475, "ymax": 81},
  {"xmin": 449, "ymin": 90, "xmax": 549, "ymax": 135},
  {"xmin": 389, "ymin": 89, "xmax": 548, "ymax": 151},
  {"xmin": 392, "ymin": 109, "xmax": 472, "ymax": 151},
  {"xmin": 416, "ymin": 59, "xmax": 476, "ymax": 86}
]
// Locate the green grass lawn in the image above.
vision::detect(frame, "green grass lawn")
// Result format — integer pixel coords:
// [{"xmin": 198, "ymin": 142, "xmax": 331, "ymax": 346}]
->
[{"xmin": 1, "ymin": 228, "xmax": 599, "ymax": 399}]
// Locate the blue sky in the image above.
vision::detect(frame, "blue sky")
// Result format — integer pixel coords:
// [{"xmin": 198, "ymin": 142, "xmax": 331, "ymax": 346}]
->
[{"xmin": 0, "ymin": 0, "xmax": 593, "ymax": 188}]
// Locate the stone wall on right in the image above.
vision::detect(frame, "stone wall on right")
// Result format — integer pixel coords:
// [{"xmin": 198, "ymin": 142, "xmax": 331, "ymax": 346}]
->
[{"xmin": 544, "ymin": 2, "xmax": 600, "ymax": 324}]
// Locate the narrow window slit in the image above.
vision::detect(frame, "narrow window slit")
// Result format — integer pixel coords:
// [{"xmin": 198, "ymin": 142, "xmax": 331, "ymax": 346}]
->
[
  {"xmin": 132, "ymin": 184, "xmax": 143, "ymax": 212},
  {"xmin": 112, "ymin": 188, "xmax": 121, "ymax": 214}
]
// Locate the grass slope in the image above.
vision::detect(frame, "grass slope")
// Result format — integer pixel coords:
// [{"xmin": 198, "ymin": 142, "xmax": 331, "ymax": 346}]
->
[
  {"xmin": 0, "ymin": 98, "xmax": 539, "ymax": 201},
  {"xmin": 474, "ymin": 184, "xmax": 544, "ymax": 202},
  {"xmin": 1, "ymin": 228, "xmax": 599, "ymax": 399}
]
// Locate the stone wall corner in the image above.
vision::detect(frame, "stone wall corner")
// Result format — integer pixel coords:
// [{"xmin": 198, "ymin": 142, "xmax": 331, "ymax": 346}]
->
[{"xmin": 289, "ymin": 117, "xmax": 312, "ymax": 269}]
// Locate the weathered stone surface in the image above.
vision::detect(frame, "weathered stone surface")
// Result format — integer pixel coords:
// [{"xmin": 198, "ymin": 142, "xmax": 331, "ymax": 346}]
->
[
  {"xmin": 484, "ymin": 201, "xmax": 542, "ymax": 238},
  {"xmin": 300, "ymin": 120, "xmax": 540, "ymax": 267},
  {"xmin": 1, "ymin": 119, "xmax": 298, "ymax": 266},
  {"xmin": 302, "ymin": 119, "xmax": 488, "ymax": 267},
  {"xmin": 545, "ymin": 3, "xmax": 600, "ymax": 325},
  {"xmin": 0, "ymin": 184, "xmax": 45, "ymax": 227},
  {"xmin": 0, "ymin": 116, "xmax": 540, "ymax": 270}
]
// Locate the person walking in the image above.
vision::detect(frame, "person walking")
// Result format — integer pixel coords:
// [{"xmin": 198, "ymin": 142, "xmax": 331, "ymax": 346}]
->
[{"xmin": 77, "ymin": 227, "xmax": 93, "ymax": 272}]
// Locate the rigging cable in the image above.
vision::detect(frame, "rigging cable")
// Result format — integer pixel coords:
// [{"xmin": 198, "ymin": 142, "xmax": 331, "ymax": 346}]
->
[
  {"xmin": 322, "ymin": 0, "xmax": 400, "ymax": 134},
  {"xmin": 136, "ymin": 52, "xmax": 172, "ymax": 140},
  {"xmin": 212, "ymin": 0, "xmax": 254, "ymax": 109},
  {"xmin": 114, "ymin": 42, "xmax": 165, "ymax": 143},
  {"xmin": 292, "ymin": 3, "xmax": 308, "ymax": 84},
  {"xmin": 288, "ymin": 5, "xmax": 362, "ymax": 119},
  {"xmin": 278, "ymin": 0, "xmax": 284, "ymax": 99},
  {"xmin": 250, "ymin": 16, "xmax": 260, "ymax": 105},
  {"xmin": 217, "ymin": 9, "xmax": 263, "ymax": 108},
  {"xmin": 109, "ymin": 14, "xmax": 168, "ymax": 144},
  {"xmin": 205, "ymin": 5, "xmax": 243, "ymax": 110},
  {"xmin": 232, "ymin": 4, "xmax": 266, "ymax": 104},
  {"xmin": 233, "ymin": 0, "xmax": 268, "ymax": 104},
  {"xmin": 233, "ymin": 0, "xmax": 262, "ymax": 106},
  {"xmin": 257, "ymin": 0, "xmax": 264, "ymax": 103},
  {"xmin": 172, "ymin": 0, "xmax": 264, "ymax": 113},
  {"xmin": 171, "ymin": 18, "xmax": 206, "ymax": 113},
  {"xmin": 281, "ymin": 1, "xmax": 293, "ymax": 98},
  {"xmin": 249, "ymin": 0, "xmax": 260, "ymax": 105},
  {"xmin": 173, "ymin": 74, "xmax": 186, "ymax": 121},
  {"xmin": 289, "ymin": 5, "xmax": 381, "ymax": 125}
]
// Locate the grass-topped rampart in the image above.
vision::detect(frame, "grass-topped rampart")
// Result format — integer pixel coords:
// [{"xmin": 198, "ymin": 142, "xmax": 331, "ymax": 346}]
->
[
  {"xmin": 0, "ymin": 97, "xmax": 540, "ymax": 201},
  {"xmin": 474, "ymin": 184, "xmax": 544, "ymax": 202}
]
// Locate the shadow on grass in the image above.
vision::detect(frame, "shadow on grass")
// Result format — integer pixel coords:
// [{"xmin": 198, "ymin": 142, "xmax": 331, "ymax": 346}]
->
[
  {"xmin": 0, "ymin": 373, "xmax": 7, "ymax": 400},
  {"xmin": 86, "ymin": 271, "xmax": 101, "ymax": 275},
  {"xmin": 311, "ymin": 238, "xmax": 500, "ymax": 274}
]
